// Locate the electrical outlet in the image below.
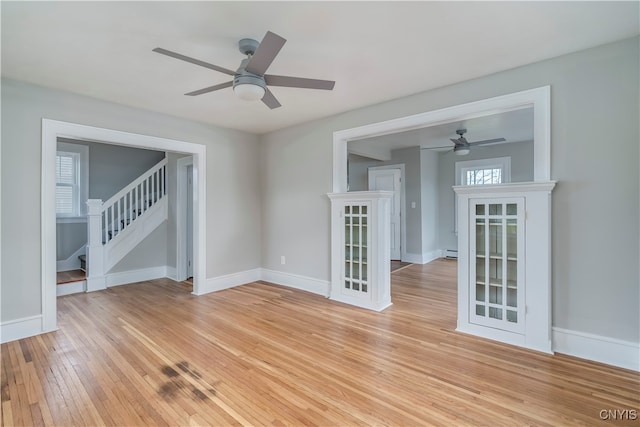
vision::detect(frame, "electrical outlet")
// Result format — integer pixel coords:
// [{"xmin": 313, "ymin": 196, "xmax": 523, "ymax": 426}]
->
[
  {"xmin": 411, "ymin": 201, "xmax": 416, "ymax": 209},
  {"xmin": 280, "ymin": 256, "xmax": 286, "ymax": 265}
]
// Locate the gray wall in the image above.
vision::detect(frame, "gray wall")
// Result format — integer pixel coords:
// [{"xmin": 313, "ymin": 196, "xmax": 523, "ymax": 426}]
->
[
  {"xmin": 60, "ymin": 138, "xmax": 166, "ymax": 201},
  {"xmin": 56, "ymin": 140, "xmax": 166, "ymax": 261},
  {"xmin": 420, "ymin": 150, "xmax": 439, "ymax": 257},
  {"xmin": 56, "ymin": 222, "xmax": 86, "ymax": 261},
  {"xmin": 1, "ymin": 78, "xmax": 261, "ymax": 322},
  {"xmin": 109, "ymin": 225, "xmax": 168, "ymax": 273},
  {"xmin": 347, "ymin": 153, "xmax": 378, "ymax": 192},
  {"xmin": 348, "ymin": 147, "xmax": 425, "ymax": 258},
  {"xmin": 438, "ymin": 140, "xmax": 534, "ymax": 251},
  {"xmin": 260, "ymin": 37, "xmax": 639, "ymax": 342}
]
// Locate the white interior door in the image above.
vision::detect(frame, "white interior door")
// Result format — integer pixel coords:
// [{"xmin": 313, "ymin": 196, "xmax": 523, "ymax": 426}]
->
[
  {"xmin": 186, "ymin": 165, "xmax": 194, "ymax": 279},
  {"xmin": 368, "ymin": 168, "xmax": 401, "ymax": 260}
]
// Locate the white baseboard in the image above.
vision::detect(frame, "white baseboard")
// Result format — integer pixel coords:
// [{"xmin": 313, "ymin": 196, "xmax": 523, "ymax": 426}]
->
[
  {"xmin": 403, "ymin": 250, "xmax": 442, "ymax": 265},
  {"xmin": 199, "ymin": 268, "xmax": 330, "ymax": 298},
  {"xmin": 56, "ymin": 266, "xmax": 176, "ymax": 295},
  {"xmin": 552, "ymin": 327, "xmax": 640, "ymax": 371},
  {"xmin": 197, "ymin": 268, "xmax": 262, "ymax": 295},
  {"xmin": 56, "ymin": 245, "xmax": 86, "ymax": 272},
  {"xmin": 1, "ymin": 315, "xmax": 44, "ymax": 344},
  {"xmin": 106, "ymin": 266, "xmax": 169, "ymax": 287},
  {"xmin": 261, "ymin": 269, "xmax": 330, "ymax": 297},
  {"xmin": 57, "ymin": 280, "xmax": 86, "ymax": 296}
]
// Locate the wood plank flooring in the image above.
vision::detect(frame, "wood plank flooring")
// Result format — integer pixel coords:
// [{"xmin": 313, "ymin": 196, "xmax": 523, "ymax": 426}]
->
[
  {"xmin": 56, "ymin": 269, "xmax": 86, "ymax": 285},
  {"xmin": 390, "ymin": 260, "xmax": 412, "ymax": 273},
  {"xmin": 2, "ymin": 259, "xmax": 638, "ymax": 426}
]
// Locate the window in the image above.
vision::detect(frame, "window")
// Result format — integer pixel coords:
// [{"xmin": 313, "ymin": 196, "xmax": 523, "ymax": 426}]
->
[
  {"xmin": 56, "ymin": 142, "xmax": 88, "ymax": 220},
  {"xmin": 456, "ymin": 157, "xmax": 511, "ymax": 186},
  {"xmin": 465, "ymin": 168, "xmax": 502, "ymax": 185}
]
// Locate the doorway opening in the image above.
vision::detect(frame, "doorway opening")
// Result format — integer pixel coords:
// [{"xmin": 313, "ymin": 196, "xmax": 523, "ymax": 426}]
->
[
  {"xmin": 176, "ymin": 156, "xmax": 194, "ymax": 284},
  {"xmin": 41, "ymin": 119, "xmax": 207, "ymax": 334},
  {"xmin": 335, "ymin": 86, "xmax": 551, "ymax": 349},
  {"xmin": 368, "ymin": 165, "xmax": 404, "ymax": 261}
]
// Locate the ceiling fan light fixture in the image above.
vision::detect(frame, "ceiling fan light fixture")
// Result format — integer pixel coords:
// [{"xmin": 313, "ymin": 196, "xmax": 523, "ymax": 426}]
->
[
  {"xmin": 233, "ymin": 83, "xmax": 265, "ymax": 101},
  {"xmin": 455, "ymin": 147, "xmax": 470, "ymax": 156}
]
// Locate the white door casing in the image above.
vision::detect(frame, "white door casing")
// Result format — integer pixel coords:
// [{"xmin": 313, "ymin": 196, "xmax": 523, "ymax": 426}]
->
[
  {"xmin": 368, "ymin": 167, "xmax": 402, "ymax": 260},
  {"xmin": 176, "ymin": 155, "xmax": 194, "ymax": 282},
  {"xmin": 186, "ymin": 165, "xmax": 194, "ymax": 279}
]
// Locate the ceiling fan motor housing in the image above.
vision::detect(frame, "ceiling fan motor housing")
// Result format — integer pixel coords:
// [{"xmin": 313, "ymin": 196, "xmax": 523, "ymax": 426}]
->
[
  {"xmin": 234, "ymin": 57, "xmax": 266, "ymax": 91},
  {"xmin": 238, "ymin": 38, "xmax": 260, "ymax": 56},
  {"xmin": 233, "ymin": 74, "xmax": 266, "ymax": 89}
]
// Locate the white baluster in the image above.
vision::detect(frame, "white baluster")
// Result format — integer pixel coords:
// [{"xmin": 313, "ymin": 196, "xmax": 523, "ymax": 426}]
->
[
  {"xmin": 125, "ymin": 191, "xmax": 129, "ymax": 229},
  {"xmin": 117, "ymin": 199, "xmax": 121, "ymax": 234},
  {"xmin": 152, "ymin": 171, "xmax": 156, "ymax": 204},
  {"xmin": 109, "ymin": 205, "xmax": 114, "ymax": 241},
  {"xmin": 144, "ymin": 178, "xmax": 148, "ymax": 212},
  {"xmin": 103, "ymin": 211, "xmax": 107, "ymax": 244}
]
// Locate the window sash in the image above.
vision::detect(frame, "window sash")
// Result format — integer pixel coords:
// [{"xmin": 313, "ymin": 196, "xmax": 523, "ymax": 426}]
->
[
  {"xmin": 56, "ymin": 151, "xmax": 81, "ymax": 216},
  {"xmin": 56, "ymin": 184, "xmax": 75, "ymax": 215},
  {"xmin": 465, "ymin": 167, "xmax": 503, "ymax": 185}
]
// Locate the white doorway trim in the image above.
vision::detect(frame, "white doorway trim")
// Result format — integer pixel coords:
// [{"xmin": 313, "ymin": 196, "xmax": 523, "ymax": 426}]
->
[
  {"xmin": 367, "ymin": 164, "xmax": 406, "ymax": 262},
  {"xmin": 41, "ymin": 119, "xmax": 207, "ymax": 333},
  {"xmin": 176, "ymin": 156, "xmax": 193, "ymax": 282},
  {"xmin": 333, "ymin": 86, "xmax": 551, "ymax": 192}
]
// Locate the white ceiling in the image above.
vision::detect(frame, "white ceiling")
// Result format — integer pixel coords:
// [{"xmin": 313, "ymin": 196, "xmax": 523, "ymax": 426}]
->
[{"xmin": 2, "ymin": 2, "xmax": 638, "ymax": 134}]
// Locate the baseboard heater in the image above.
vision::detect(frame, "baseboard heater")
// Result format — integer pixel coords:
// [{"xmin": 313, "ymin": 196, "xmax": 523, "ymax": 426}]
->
[{"xmin": 444, "ymin": 249, "xmax": 458, "ymax": 259}]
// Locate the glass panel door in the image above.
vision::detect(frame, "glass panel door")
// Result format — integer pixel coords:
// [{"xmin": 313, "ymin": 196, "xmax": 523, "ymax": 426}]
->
[
  {"xmin": 343, "ymin": 203, "xmax": 370, "ymax": 295},
  {"xmin": 470, "ymin": 198, "xmax": 524, "ymax": 333}
]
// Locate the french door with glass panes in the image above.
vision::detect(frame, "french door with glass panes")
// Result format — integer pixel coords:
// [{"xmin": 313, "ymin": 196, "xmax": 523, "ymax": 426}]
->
[{"xmin": 470, "ymin": 198, "xmax": 525, "ymax": 333}]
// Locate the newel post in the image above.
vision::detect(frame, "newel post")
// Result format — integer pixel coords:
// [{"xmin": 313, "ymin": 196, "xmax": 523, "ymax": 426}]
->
[{"xmin": 86, "ymin": 199, "xmax": 106, "ymax": 292}]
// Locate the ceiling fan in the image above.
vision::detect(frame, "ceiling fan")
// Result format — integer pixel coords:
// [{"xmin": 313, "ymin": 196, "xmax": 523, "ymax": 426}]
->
[
  {"xmin": 152, "ymin": 31, "xmax": 335, "ymax": 109},
  {"xmin": 423, "ymin": 129, "xmax": 506, "ymax": 155}
]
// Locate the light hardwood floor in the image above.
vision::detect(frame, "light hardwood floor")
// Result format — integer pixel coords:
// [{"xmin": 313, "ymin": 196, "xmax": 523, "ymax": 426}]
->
[
  {"xmin": 2, "ymin": 259, "xmax": 638, "ymax": 426},
  {"xmin": 56, "ymin": 269, "xmax": 86, "ymax": 285}
]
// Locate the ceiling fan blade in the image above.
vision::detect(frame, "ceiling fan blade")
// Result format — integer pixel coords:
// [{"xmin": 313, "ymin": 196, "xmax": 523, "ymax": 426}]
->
[
  {"xmin": 185, "ymin": 81, "xmax": 233, "ymax": 96},
  {"xmin": 265, "ymin": 75, "xmax": 335, "ymax": 90},
  {"xmin": 421, "ymin": 145, "xmax": 453, "ymax": 150},
  {"xmin": 245, "ymin": 31, "xmax": 286, "ymax": 75},
  {"xmin": 261, "ymin": 88, "xmax": 281, "ymax": 109},
  {"xmin": 153, "ymin": 47, "xmax": 236, "ymax": 76},
  {"xmin": 469, "ymin": 138, "xmax": 507, "ymax": 146}
]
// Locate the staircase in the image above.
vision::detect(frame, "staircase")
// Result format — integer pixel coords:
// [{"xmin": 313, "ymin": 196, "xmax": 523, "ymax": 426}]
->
[{"xmin": 85, "ymin": 158, "xmax": 168, "ymax": 291}]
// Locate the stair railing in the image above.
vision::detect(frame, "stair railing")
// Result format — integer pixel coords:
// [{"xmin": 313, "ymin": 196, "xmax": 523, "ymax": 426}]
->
[
  {"xmin": 85, "ymin": 158, "xmax": 167, "ymax": 292},
  {"xmin": 101, "ymin": 158, "xmax": 167, "ymax": 244}
]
